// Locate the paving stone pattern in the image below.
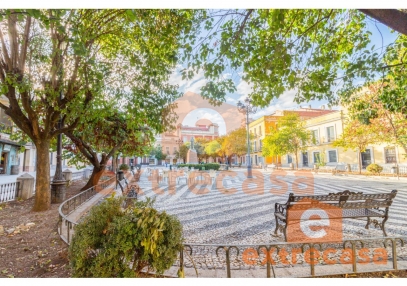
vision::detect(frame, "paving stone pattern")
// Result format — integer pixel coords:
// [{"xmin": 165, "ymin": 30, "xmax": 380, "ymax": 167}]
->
[
  {"xmin": 137, "ymin": 169, "xmax": 407, "ymax": 244},
  {"xmin": 136, "ymin": 168, "xmax": 407, "ymax": 276}
]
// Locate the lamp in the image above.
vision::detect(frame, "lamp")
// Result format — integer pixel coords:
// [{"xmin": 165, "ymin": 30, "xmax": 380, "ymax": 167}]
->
[
  {"xmin": 51, "ymin": 39, "xmax": 67, "ymax": 203},
  {"xmin": 237, "ymin": 97, "xmax": 257, "ymax": 178}
]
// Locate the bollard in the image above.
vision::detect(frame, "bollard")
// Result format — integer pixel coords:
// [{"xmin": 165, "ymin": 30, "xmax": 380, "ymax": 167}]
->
[
  {"xmin": 117, "ymin": 170, "xmax": 124, "ymax": 181},
  {"xmin": 16, "ymin": 173, "xmax": 35, "ymax": 200}
]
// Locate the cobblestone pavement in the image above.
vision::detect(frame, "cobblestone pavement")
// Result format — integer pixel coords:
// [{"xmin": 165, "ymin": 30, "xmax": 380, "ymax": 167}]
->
[{"xmin": 136, "ymin": 168, "xmax": 407, "ymax": 245}]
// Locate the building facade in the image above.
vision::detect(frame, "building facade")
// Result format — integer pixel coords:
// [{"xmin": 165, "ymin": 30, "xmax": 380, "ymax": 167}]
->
[
  {"xmin": 247, "ymin": 106, "xmax": 337, "ymax": 167},
  {"xmin": 152, "ymin": 119, "xmax": 220, "ymax": 165},
  {"xmin": 279, "ymin": 110, "xmax": 407, "ymax": 168}
]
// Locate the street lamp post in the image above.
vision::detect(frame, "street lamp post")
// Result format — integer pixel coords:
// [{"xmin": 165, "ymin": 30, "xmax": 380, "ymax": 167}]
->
[
  {"xmin": 237, "ymin": 97, "xmax": 257, "ymax": 179},
  {"xmin": 51, "ymin": 40, "xmax": 67, "ymax": 203}
]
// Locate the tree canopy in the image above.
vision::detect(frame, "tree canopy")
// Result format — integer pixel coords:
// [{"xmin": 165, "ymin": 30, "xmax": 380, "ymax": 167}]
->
[
  {"xmin": 0, "ymin": 9, "xmax": 200, "ymax": 211},
  {"xmin": 181, "ymin": 9, "xmax": 407, "ymax": 113},
  {"xmin": 333, "ymin": 118, "xmax": 382, "ymax": 173},
  {"xmin": 263, "ymin": 113, "xmax": 312, "ymax": 169}
]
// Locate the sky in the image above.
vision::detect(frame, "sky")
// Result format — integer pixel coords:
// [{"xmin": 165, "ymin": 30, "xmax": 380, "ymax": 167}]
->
[{"xmin": 169, "ymin": 17, "xmax": 399, "ymax": 135}]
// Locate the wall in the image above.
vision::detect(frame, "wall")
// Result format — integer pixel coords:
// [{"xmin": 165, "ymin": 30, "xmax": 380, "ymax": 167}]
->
[{"xmin": 0, "ymin": 143, "xmax": 20, "ymax": 174}]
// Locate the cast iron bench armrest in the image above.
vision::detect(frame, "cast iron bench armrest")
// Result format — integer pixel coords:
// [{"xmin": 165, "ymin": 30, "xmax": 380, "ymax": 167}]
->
[{"xmin": 275, "ymin": 202, "xmax": 288, "ymax": 214}]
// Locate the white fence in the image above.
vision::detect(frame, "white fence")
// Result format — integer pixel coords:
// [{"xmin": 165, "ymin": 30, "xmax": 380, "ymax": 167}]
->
[
  {"xmin": 320, "ymin": 164, "xmax": 407, "ymax": 175},
  {"xmin": 50, "ymin": 170, "xmax": 87, "ymax": 182},
  {"xmin": 2, "ymin": 169, "xmax": 89, "ymax": 203},
  {"xmin": 0, "ymin": 182, "xmax": 20, "ymax": 203}
]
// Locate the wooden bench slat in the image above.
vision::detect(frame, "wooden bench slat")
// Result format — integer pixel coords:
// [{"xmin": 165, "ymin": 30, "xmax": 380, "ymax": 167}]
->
[{"xmin": 274, "ymin": 189, "xmax": 397, "ymax": 241}]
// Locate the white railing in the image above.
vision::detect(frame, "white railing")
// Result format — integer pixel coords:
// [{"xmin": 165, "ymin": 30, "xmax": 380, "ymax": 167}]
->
[
  {"xmin": 398, "ymin": 166, "xmax": 407, "ymax": 174},
  {"xmin": 0, "ymin": 182, "xmax": 20, "ymax": 203},
  {"xmin": 71, "ymin": 171, "xmax": 85, "ymax": 181}
]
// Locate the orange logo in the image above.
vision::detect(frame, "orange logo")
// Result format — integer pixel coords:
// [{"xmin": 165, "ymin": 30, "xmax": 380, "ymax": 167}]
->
[{"xmin": 286, "ymin": 198, "xmax": 343, "ymax": 243}]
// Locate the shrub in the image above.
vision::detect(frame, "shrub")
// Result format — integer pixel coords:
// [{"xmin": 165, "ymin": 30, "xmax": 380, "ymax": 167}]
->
[
  {"xmin": 119, "ymin": 163, "xmax": 130, "ymax": 171},
  {"xmin": 177, "ymin": 163, "xmax": 220, "ymax": 171},
  {"xmin": 366, "ymin": 163, "xmax": 383, "ymax": 175},
  {"xmin": 69, "ymin": 196, "xmax": 183, "ymax": 277}
]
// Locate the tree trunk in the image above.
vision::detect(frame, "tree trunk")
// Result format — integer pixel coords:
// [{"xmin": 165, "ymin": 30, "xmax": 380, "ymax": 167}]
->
[
  {"xmin": 112, "ymin": 154, "xmax": 117, "ymax": 173},
  {"xmin": 295, "ymin": 151, "xmax": 299, "ymax": 170},
  {"xmin": 81, "ymin": 165, "xmax": 106, "ymax": 191},
  {"xmin": 358, "ymin": 150, "xmax": 362, "ymax": 174},
  {"xmin": 32, "ymin": 140, "xmax": 51, "ymax": 212}
]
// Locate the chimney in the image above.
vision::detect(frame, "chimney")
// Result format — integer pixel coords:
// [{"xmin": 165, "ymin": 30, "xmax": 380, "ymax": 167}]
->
[
  {"xmin": 321, "ymin": 105, "xmax": 325, "ymax": 110},
  {"xmin": 308, "ymin": 105, "xmax": 311, "ymax": 109}
]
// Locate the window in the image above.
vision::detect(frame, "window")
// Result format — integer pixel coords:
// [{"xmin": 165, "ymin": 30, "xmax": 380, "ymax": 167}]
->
[
  {"xmin": 287, "ymin": 154, "xmax": 293, "ymax": 164},
  {"xmin": 173, "ymin": 147, "xmax": 177, "ymax": 154},
  {"xmin": 326, "ymin": 126, "xmax": 335, "ymax": 142},
  {"xmin": 313, "ymin": 152, "xmax": 320, "ymax": 163},
  {"xmin": 166, "ymin": 147, "xmax": 170, "ymax": 155},
  {"xmin": 259, "ymin": 126, "xmax": 262, "ymax": 136},
  {"xmin": 328, "ymin": 150, "xmax": 337, "ymax": 163},
  {"xmin": 312, "ymin": 130, "xmax": 319, "ymax": 144},
  {"xmin": 385, "ymin": 147, "xmax": 397, "ymax": 163},
  {"xmin": 254, "ymin": 141, "xmax": 257, "ymax": 152},
  {"xmin": 259, "ymin": 140, "xmax": 263, "ymax": 151}
]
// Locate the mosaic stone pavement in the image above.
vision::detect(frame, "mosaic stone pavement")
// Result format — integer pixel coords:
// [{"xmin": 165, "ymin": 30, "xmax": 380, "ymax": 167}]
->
[{"xmin": 135, "ymin": 168, "xmax": 407, "ymax": 245}]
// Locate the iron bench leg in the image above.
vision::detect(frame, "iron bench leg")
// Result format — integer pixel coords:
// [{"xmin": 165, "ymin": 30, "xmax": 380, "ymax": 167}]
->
[
  {"xmin": 274, "ymin": 216, "xmax": 288, "ymax": 242},
  {"xmin": 365, "ymin": 217, "xmax": 371, "ymax": 229},
  {"xmin": 381, "ymin": 216, "xmax": 389, "ymax": 237},
  {"xmin": 274, "ymin": 215, "xmax": 280, "ymax": 235}
]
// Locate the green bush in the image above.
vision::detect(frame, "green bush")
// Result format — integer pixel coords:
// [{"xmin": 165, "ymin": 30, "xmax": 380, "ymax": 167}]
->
[
  {"xmin": 119, "ymin": 163, "xmax": 130, "ymax": 171},
  {"xmin": 177, "ymin": 163, "xmax": 220, "ymax": 171},
  {"xmin": 69, "ymin": 196, "xmax": 183, "ymax": 277},
  {"xmin": 366, "ymin": 163, "xmax": 383, "ymax": 175}
]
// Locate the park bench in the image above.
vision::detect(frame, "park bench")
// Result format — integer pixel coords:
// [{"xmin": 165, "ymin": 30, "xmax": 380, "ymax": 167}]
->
[
  {"xmin": 314, "ymin": 165, "xmax": 336, "ymax": 174},
  {"xmin": 274, "ymin": 190, "xmax": 398, "ymax": 242},
  {"xmin": 332, "ymin": 164, "xmax": 348, "ymax": 176}
]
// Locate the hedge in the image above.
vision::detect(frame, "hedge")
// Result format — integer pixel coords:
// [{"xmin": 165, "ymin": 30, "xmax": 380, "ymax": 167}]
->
[
  {"xmin": 119, "ymin": 163, "xmax": 130, "ymax": 171},
  {"xmin": 69, "ymin": 196, "xmax": 183, "ymax": 277},
  {"xmin": 177, "ymin": 163, "xmax": 220, "ymax": 171}
]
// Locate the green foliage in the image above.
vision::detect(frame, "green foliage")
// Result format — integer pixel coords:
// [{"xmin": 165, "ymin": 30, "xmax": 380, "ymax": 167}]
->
[
  {"xmin": 333, "ymin": 119, "xmax": 380, "ymax": 152},
  {"xmin": 262, "ymin": 113, "xmax": 312, "ymax": 169},
  {"xmin": 0, "ymin": 9, "xmax": 204, "ymax": 211},
  {"xmin": 205, "ymin": 140, "xmax": 221, "ymax": 157},
  {"xmin": 119, "ymin": 164, "xmax": 129, "ymax": 171},
  {"xmin": 369, "ymin": 35, "xmax": 407, "ymax": 116},
  {"xmin": 174, "ymin": 144, "xmax": 188, "ymax": 163},
  {"xmin": 183, "ymin": 9, "xmax": 377, "ymax": 107},
  {"xmin": 0, "ymin": 123, "xmax": 12, "ymax": 135},
  {"xmin": 177, "ymin": 163, "xmax": 220, "ymax": 171},
  {"xmin": 69, "ymin": 196, "xmax": 183, "ymax": 277},
  {"xmin": 314, "ymin": 151, "xmax": 326, "ymax": 167},
  {"xmin": 344, "ymin": 83, "xmax": 407, "ymax": 156},
  {"xmin": 150, "ymin": 145, "xmax": 167, "ymax": 161},
  {"xmin": 333, "ymin": 119, "xmax": 381, "ymax": 173},
  {"xmin": 366, "ymin": 163, "xmax": 383, "ymax": 175},
  {"xmin": 223, "ymin": 127, "xmax": 252, "ymax": 157},
  {"xmin": 194, "ymin": 138, "xmax": 210, "ymax": 162}
]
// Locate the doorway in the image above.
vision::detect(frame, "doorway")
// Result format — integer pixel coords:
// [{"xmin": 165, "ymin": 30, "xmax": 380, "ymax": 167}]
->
[
  {"xmin": 302, "ymin": 152, "xmax": 308, "ymax": 167},
  {"xmin": 361, "ymin": 149, "xmax": 372, "ymax": 168},
  {"xmin": 1, "ymin": 152, "xmax": 8, "ymax": 174}
]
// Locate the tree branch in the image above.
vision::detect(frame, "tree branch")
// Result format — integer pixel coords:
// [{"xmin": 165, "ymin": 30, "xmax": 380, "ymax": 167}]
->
[
  {"xmin": 359, "ymin": 9, "xmax": 407, "ymax": 36},
  {"xmin": 0, "ymin": 28, "xmax": 11, "ymax": 68},
  {"xmin": 19, "ymin": 15, "xmax": 31, "ymax": 72}
]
